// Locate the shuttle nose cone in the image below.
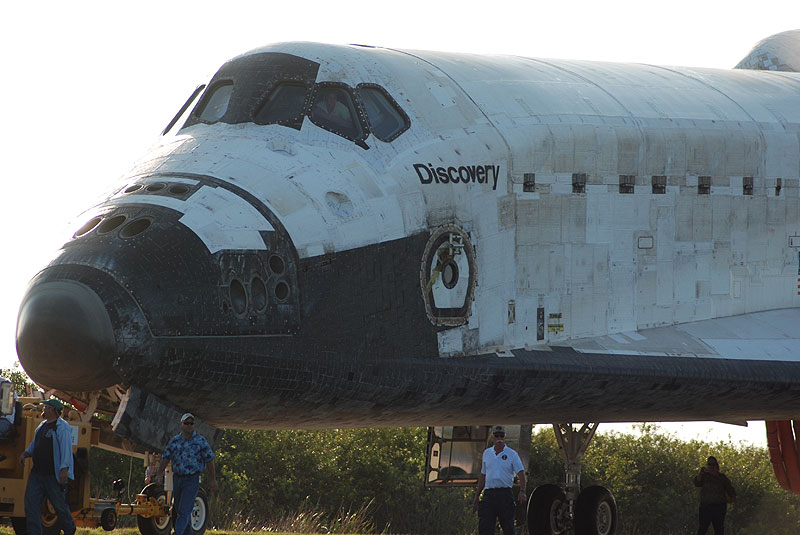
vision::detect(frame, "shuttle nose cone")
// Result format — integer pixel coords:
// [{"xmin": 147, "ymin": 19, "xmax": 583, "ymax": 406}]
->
[{"xmin": 16, "ymin": 280, "xmax": 119, "ymax": 391}]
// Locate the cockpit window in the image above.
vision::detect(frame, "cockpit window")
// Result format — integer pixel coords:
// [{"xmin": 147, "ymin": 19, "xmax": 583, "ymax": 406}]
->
[
  {"xmin": 163, "ymin": 84, "xmax": 206, "ymax": 136},
  {"xmin": 255, "ymin": 83, "xmax": 308, "ymax": 129},
  {"xmin": 357, "ymin": 85, "xmax": 409, "ymax": 142},
  {"xmin": 196, "ymin": 81, "xmax": 234, "ymax": 123},
  {"xmin": 310, "ymin": 86, "xmax": 363, "ymax": 140}
]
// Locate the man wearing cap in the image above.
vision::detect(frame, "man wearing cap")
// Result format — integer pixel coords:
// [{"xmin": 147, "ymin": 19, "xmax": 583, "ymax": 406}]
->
[
  {"xmin": 472, "ymin": 425, "xmax": 527, "ymax": 535},
  {"xmin": 149, "ymin": 413, "xmax": 217, "ymax": 535},
  {"xmin": 18, "ymin": 398, "xmax": 76, "ymax": 535}
]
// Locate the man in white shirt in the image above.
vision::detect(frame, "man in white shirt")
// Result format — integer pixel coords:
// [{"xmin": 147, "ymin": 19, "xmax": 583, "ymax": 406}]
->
[{"xmin": 472, "ymin": 425, "xmax": 527, "ymax": 535}]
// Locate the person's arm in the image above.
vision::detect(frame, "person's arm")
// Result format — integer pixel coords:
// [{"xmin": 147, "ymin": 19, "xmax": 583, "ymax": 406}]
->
[
  {"xmin": 206, "ymin": 460, "xmax": 218, "ymax": 492},
  {"xmin": 725, "ymin": 475, "xmax": 737, "ymax": 503},
  {"xmin": 473, "ymin": 473, "xmax": 486, "ymax": 511},
  {"xmin": 197, "ymin": 436, "xmax": 218, "ymax": 491},
  {"xmin": 22, "ymin": 423, "xmax": 41, "ymax": 459},
  {"xmin": 146, "ymin": 457, "xmax": 170, "ymax": 484},
  {"xmin": 693, "ymin": 468, "xmax": 705, "ymax": 487},
  {"xmin": 56, "ymin": 421, "xmax": 73, "ymax": 483},
  {"xmin": 516, "ymin": 470, "xmax": 527, "ymax": 504}
]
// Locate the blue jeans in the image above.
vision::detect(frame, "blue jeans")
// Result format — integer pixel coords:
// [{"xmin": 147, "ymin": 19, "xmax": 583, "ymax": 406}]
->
[
  {"xmin": 24, "ymin": 471, "xmax": 76, "ymax": 535},
  {"xmin": 172, "ymin": 474, "xmax": 200, "ymax": 535}
]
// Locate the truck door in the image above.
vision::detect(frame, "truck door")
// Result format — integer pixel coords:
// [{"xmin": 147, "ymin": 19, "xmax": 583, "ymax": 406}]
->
[{"xmin": 425, "ymin": 425, "xmax": 531, "ymax": 487}]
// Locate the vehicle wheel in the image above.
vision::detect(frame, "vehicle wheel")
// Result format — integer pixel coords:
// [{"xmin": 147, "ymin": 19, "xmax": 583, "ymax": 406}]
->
[
  {"xmin": 527, "ymin": 484, "xmax": 568, "ymax": 535},
  {"xmin": 575, "ymin": 486, "xmax": 617, "ymax": 535},
  {"xmin": 101, "ymin": 507, "xmax": 118, "ymax": 531},
  {"xmin": 189, "ymin": 487, "xmax": 209, "ymax": 535},
  {"xmin": 41, "ymin": 499, "xmax": 60, "ymax": 535},
  {"xmin": 137, "ymin": 483, "xmax": 172, "ymax": 535},
  {"xmin": 11, "ymin": 517, "xmax": 27, "ymax": 535}
]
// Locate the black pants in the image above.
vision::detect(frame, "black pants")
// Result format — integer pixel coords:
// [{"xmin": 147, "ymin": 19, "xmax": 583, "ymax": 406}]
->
[
  {"xmin": 698, "ymin": 502, "xmax": 727, "ymax": 535},
  {"xmin": 478, "ymin": 488, "xmax": 515, "ymax": 535}
]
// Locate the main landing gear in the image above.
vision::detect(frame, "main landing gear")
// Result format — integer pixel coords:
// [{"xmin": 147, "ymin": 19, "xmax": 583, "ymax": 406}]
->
[{"xmin": 527, "ymin": 424, "xmax": 617, "ymax": 535}]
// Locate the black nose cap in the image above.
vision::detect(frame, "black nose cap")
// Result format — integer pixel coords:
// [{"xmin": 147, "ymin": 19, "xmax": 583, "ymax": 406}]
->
[{"xmin": 16, "ymin": 280, "xmax": 119, "ymax": 391}]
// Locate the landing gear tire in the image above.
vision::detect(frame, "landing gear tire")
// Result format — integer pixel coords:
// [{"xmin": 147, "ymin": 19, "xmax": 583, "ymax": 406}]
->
[
  {"xmin": 527, "ymin": 484, "xmax": 568, "ymax": 535},
  {"xmin": 137, "ymin": 483, "xmax": 172, "ymax": 535},
  {"xmin": 575, "ymin": 485, "xmax": 617, "ymax": 535}
]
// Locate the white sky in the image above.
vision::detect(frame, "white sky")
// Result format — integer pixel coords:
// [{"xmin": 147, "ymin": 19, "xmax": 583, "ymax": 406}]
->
[{"xmin": 2, "ymin": 1, "xmax": 797, "ymax": 447}]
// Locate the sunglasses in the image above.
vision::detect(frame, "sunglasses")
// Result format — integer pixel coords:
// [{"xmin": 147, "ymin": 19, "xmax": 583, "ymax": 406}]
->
[
  {"xmin": 183, "ymin": 420, "xmax": 195, "ymax": 425},
  {"xmin": 493, "ymin": 433, "xmax": 505, "ymax": 438}
]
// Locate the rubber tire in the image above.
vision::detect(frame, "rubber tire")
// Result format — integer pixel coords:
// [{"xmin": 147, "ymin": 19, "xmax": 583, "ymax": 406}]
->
[
  {"xmin": 10, "ymin": 506, "xmax": 60, "ymax": 535},
  {"xmin": 40, "ymin": 499, "xmax": 60, "ymax": 535},
  {"xmin": 575, "ymin": 485, "xmax": 617, "ymax": 535},
  {"xmin": 170, "ymin": 486, "xmax": 210, "ymax": 535},
  {"xmin": 137, "ymin": 483, "xmax": 172, "ymax": 535},
  {"xmin": 189, "ymin": 488, "xmax": 209, "ymax": 535},
  {"xmin": 527, "ymin": 483, "xmax": 566, "ymax": 535},
  {"xmin": 101, "ymin": 507, "xmax": 118, "ymax": 531},
  {"xmin": 11, "ymin": 517, "xmax": 27, "ymax": 535}
]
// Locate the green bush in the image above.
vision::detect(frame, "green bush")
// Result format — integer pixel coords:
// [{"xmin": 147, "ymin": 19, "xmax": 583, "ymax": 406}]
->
[
  {"xmin": 210, "ymin": 428, "xmax": 472, "ymax": 534},
  {"xmin": 50, "ymin": 424, "xmax": 800, "ymax": 534}
]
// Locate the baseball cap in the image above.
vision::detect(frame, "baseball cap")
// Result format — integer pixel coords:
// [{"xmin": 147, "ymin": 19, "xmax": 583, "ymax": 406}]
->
[
  {"xmin": 180, "ymin": 413, "xmax": 195, "ymax": 423},
  {"xmin": 492, "ymin": 425, "xmax": 506, "ymax": 435},
  {"xmin": 42, "ymin": 398, "xmax": 64, "ymax": 411}
]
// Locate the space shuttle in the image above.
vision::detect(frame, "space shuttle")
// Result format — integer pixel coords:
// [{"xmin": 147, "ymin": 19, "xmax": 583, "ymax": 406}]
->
[{"xmin": 15, "ymin": 29, "xmax": 800, "ymax": 534}]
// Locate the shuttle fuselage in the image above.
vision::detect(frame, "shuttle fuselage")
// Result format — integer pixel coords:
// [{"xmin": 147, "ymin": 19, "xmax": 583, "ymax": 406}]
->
[{"xmin": 16, "ymin": 38, "xmax": 800, "ymax": 437}]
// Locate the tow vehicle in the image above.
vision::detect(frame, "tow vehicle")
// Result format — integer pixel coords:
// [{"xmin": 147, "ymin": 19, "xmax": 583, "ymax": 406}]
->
[{"xmin": 0, "ymin": 391, "xmax": 208, "ymax": 535}]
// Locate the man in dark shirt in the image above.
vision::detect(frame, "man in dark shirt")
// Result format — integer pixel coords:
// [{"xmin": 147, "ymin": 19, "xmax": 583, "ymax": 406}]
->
[
  {"xmin": 694, "ymin": 456, "xmax": 736, "ymax": 535},
  {"xmin": 18, "ymin": 399, "xmax": 75, "ymax": 535}
]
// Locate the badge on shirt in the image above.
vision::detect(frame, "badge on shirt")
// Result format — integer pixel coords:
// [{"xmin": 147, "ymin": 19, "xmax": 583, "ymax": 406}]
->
[{"xmin": 502, "ymin": 454, "xmax": 508, "ymax": 460}]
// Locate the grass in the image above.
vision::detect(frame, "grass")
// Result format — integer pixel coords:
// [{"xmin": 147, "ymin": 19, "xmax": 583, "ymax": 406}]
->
[
  {"xmin": 0, "ymin": 529, "xmax": 343, "ymax": 535},
  {"xmin": 1, "ymin": 497, "xmax": 377, "ymax": 535},
  {"xmin": 215, "ymin": 498, "xmax": 378, "ymax": 534}
]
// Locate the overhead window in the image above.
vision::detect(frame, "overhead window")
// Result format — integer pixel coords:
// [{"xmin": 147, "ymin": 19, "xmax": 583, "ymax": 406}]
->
[
  {"xmin": 196, "ymin": 81, "xmax": 234, "ymax": 123},
  {"xmin": 357, "ymin": 85, "xmax": 409, "ymax": 142},
  {"xmin": 619, "ymin": 175, "xmax": 635, "ymax": 194},
  {"xmin": 255, "ymin": 83, "xmax": 308, "ymax": 129},
  {"xmin": 310, "ymin": 86, "xmax": 363, "ymax": 140},
  {"xmin": 698, "ymin": 176, "xmax": 711, "ymax": 195},
  {"xmin": 523, "ymin": 173, "xmax": 535, "ymax": 192},
  {"xmin": 743, "ymin": 176, "xmax": 754, "ymax": 196},
  {"xmin": 572, "ymin": 173, "xmax": 587, "ymax": 194},
  {"xmin": 652, "ymin": 176, "xmax": 667, "ymax": 194}
]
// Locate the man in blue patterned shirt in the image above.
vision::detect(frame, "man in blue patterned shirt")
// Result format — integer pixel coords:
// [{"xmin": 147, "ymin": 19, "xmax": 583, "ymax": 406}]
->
[{"xmin": 150, "ymin": 413, "xmax": 217, "ymax": 535}]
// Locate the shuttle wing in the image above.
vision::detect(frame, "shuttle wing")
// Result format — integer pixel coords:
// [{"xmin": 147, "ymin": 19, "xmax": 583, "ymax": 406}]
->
[
  {"xmin": 568, "ymin": 308, "xmax": 800, "ymax": 362},
  {"xmin": 452, "ymin": 308, "xmax": 800, "ymax": 425}
]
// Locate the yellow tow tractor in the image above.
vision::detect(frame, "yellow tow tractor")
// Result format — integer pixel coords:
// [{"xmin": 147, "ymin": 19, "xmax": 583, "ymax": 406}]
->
[{"xmin": 0, "ymin": 394, "xmax": 208, "ymax": 535}]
